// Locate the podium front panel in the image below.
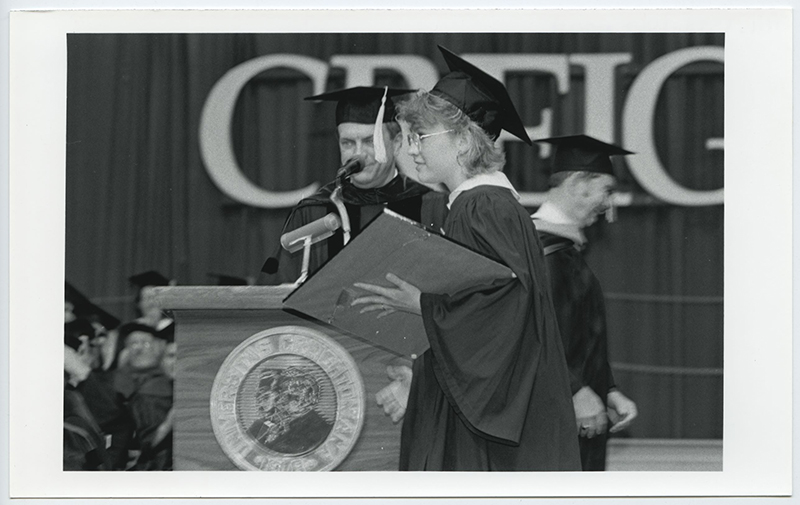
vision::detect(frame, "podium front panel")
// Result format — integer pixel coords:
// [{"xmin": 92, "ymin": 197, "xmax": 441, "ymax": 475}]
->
[{"xmin": 172, "ymin": 308, "xmax": 406, "ymax": 471}]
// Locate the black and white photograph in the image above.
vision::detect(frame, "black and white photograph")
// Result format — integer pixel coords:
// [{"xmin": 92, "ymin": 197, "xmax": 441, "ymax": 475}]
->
[{"xmin": 5, "ymin": 6, "xmax": 793, "ymax": 502}]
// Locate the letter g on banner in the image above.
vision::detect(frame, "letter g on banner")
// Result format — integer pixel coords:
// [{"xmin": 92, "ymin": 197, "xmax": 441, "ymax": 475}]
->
[
  {"xmin": 622, "ymin": 46, "xmax": 724, "ymax": 206},
  {"xmin": 200, "ymin": 55, "xmax": 327, "ymax": 208}
]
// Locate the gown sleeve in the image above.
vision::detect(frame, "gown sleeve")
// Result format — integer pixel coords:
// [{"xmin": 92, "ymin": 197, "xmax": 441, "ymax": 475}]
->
[
  {"xmin": 544, "ymin": 250, "xmax": 589, "ymax": 396},
  {"xmin": 420, "ymin": 190, "xmax": 557, "ymax": 445}
]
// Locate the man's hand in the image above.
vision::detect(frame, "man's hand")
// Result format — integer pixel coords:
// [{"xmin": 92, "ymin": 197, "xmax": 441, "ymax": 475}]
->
[
  {"xmin": 607, "ymin": 389, "xmax": 638, "ymax": 433},
  {"xmin": 151, "ymin": 408, "xmax": 174, "ymax": 447},
  {"xmin": 375, "ymin": 365, "xmax": 413, "ymax": 423},
  {"xmin": 573, "ymin": 386, "xmax": 608, "ymax": 438}
]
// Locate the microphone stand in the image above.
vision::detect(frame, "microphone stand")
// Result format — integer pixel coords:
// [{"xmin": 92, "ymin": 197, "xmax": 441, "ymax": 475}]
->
[
  {"xmin": 330, "ymin": 174, "xmax": 352, "ymax": 247},
  {"xmin": 285, "ymin": 235, "xmax": 314, "ymax": 285}
]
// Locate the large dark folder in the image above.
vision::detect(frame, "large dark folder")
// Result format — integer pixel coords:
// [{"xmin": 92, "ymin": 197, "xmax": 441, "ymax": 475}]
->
[{"xmin": 283, "ymin": 209, "xmax": 515, "ymax": 357}]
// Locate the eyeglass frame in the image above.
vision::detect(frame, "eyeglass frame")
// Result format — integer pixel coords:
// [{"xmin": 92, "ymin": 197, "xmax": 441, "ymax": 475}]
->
[{"xmin": 406, "ymin": 129, "xmax": 455, "ymax": 148}]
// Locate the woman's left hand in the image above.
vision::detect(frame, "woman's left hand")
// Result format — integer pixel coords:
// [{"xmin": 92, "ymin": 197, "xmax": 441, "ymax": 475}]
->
[{"xmin": 352, "ymin": 273, "xmax": 422, "ymax": 317}]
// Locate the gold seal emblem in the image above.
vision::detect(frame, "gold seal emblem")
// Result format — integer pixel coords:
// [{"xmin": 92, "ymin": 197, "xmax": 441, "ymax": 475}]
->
[{"xmin": 210, "ymin": 326, "xmax": 365, "ymax": 471}]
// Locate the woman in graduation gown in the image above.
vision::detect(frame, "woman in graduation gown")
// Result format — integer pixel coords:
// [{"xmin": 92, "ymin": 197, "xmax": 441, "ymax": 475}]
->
[{"xmin": 353, "ymin": 46, "xmax": 580, "ymax": 471}]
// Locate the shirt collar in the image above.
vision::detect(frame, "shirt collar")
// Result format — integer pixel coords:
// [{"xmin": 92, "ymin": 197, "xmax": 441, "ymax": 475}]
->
[
  {"xmin": 531, "ymin": 201, "xmax": 578, "ymax": 225},
  {"xmin": 532, "ymin": 201, "xmax": 586, "ymax": 246},
  {"xmin": 447, "ymin": 171, "xmax": 520, "ymax": 209}
]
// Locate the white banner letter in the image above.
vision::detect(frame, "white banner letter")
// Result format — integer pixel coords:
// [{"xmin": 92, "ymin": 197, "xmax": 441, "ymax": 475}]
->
[
  {"xmin": 622, "ymin": 47, "xmax": 724, "ymax": 206},
  {"xmin": 199, "ymin": 55, "xmax": 327, "ymax": 208}
]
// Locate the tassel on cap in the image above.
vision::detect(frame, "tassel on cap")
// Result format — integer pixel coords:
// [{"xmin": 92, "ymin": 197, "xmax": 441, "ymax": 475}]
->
[{"xmin": 373, "ymin": 86, "xmax": 389, "ymax": 164}]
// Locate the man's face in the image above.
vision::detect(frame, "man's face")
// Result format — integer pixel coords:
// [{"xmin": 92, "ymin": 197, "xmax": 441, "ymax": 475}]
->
[
  {"xmin": 570, "ymin": 173, "xmax": 617, "ymax": 227},
  {"xmin": 137, "ymin": 287, "xmax": 163, "ymax": 324},
  {"xmin": 125, "ymin": 330, "xmax": 165, "ymax": 370},
  {"xmin": 337, "ymin": 122, "xmax": 400, "ymax": 189}
]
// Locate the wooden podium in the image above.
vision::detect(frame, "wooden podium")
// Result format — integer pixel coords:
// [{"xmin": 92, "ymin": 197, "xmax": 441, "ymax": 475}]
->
[{"xmin": 150, "ymin": 285, "xmax": 407, "ymax": 471}]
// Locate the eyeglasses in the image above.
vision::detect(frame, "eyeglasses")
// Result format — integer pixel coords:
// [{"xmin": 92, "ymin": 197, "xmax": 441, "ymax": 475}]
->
[{"xmin": 407, "ymin": 129, "xmax": 454, "ymax": 148}]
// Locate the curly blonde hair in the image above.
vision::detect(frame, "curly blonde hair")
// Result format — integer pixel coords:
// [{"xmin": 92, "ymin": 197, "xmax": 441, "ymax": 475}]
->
[{"xmin": 396, "ymin": 90, "xmax": 505, "ymax": 176}]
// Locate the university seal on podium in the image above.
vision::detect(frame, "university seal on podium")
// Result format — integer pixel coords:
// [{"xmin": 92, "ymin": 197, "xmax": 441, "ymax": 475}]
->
[{"xmin": 209, "ymin": 326, "xmax": 365, "ymax": 471}]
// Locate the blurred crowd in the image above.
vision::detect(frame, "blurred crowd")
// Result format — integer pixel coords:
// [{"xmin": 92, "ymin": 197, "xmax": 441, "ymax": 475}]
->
[{"xmin": 63, "ymin": 271, "xmax": 176, "ymax": 471}]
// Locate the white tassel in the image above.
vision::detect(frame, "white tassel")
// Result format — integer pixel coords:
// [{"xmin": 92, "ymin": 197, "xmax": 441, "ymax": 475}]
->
[{"xmin": 373, "ymin": 86, "xmax": 389, "ymax": 164}]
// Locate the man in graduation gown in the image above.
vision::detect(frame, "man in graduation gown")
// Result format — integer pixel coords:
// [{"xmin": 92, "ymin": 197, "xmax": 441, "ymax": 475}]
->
[
  {"xmin": 261, "ymin": 86, "xmax": 447, "ymax": 284},
  {"xmin": 532, "ymin": 134, "xmax": 639, "ymax": 470},
  {"xmin": 114, "ymin": 322, "xmax": 174, "ymax": 470}
]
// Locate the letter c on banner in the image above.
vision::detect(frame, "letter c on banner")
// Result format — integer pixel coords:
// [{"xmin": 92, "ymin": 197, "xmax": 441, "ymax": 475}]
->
[
  {"xmin": 622, "ymin": 46, "xmax": 724, "ymax": 206},
  {"xmin": 199, "ymin": 55, "xmax": 327, "ymax": 208}
]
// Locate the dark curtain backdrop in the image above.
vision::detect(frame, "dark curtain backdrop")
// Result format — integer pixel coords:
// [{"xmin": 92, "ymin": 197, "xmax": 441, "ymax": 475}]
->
[{"xmin": 66, "ymin": 33, "xmax": 723, "ymax": 439}]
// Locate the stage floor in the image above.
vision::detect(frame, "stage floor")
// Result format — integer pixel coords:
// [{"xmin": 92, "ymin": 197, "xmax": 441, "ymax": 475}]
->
[{"xmin": 606, "ymin": 438, "xmax": 722, "ymax": 471}]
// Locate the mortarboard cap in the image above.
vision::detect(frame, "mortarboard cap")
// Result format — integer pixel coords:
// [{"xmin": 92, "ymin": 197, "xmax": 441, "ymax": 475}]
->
[
  {"xmin": 118, "ymin": 321, "xmax": 160, "ymax": 340},
  {"xmin": 207, "ymin": 273, "xmax": 249, "ymax": 286},
  {"xmin": 155, "ymin": 320, "xmax": 176, "ymax": 343},
  {"xmin": 128, "ymin": 270, "xmax": 171, "ymax": 289},
  {"xmin": 64, "ymin": 318, "xmax": 96, "ymax": 350},
  {"xmin": 536, "ymin": 134, "xmax": 633, "ymax": 176},
  {"xmin": 65, "ymin": 281, "xmax": 121, "ymax": 329},
  {"xmin": 431, "ymin": 46, "xmax": 532, "ymax": 145},
  {"xmin": 305, "ymin": 86, "xmax": 415, "ymax": 126}
]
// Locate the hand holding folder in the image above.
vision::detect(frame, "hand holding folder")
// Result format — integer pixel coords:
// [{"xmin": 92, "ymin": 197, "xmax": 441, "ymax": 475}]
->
[{"xmin": 283, "ymin": 209, "xmax": 515, "ymax": 357}]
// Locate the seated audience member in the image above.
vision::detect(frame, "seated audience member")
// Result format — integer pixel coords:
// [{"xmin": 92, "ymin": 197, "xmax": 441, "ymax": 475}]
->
[
  {"xmin": 66, "ymin": 281, "xmax": 122, "ymax": 371},
  {"xmin": 114, "ymin": 322, "xmax": 174, "ymax": 470},
  {"xmin": 65, "ymin": 318, "xmax": 135, "ymax": 470},
  {"xmin": 64, "ymin": 320, "xmax": 112, "ymax": 471},
  {"xmin": 128, "ymin": 270, "xmax": 175, "ymax": 331}
]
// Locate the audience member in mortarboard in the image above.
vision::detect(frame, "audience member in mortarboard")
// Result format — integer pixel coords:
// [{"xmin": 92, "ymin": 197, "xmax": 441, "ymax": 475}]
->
[
  {"xmin": 63, "ymin": 319, "xmax": 118, "ymax": 470},
  {"xmin": 352, "ymin": 46, "xmax": 580, "ymax": 471},
  {"xmin": 64, "ymin": 318, "xmax": 136, "ymax": 470},
  {"xmin": 260, "ymin": 86, "xmax": 448, "ymax": 285},
  {"xmin": 128, "ymin": 270, "xmax": 175, "ymax": 336},
  {"xmin": 531, "ymin": 134, "xmax": 638, "ymax": 470},
  {"xmin": 65, "ymin": 281, "xmax": 122, "ymax": 370},
  {"xmin": 65, "ymin": 282, "xmax": 121, "ymax": 329},
  {"xmin": 114, "ymin": 322, "xmax": 174, "ymax": 471},
  {"xmin": 63, "ymin": 379, "xmax": 112, "ymax": 470}
]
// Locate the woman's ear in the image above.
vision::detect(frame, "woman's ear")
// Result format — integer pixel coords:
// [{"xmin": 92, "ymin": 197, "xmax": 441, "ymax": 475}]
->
[{"xmin": 455, "ymin": 131, "xmax": 471, "ymax": 158}]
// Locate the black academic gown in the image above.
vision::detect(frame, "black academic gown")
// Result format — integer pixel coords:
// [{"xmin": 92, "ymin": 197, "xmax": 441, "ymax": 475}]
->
[
  {"xmin": 115, "ymin": 366, "xmax": 174, "ymax": 470},
  {"xmin": 400, "ymin": 185, "xmax": 581, "ymax": 471},
  {"xmin": 263, "ymin": 175, "xmax": 448, "ymax": 284},
  {"xmin": 536, "ymin": 225, "xmax": 615, "ymax": 471}
]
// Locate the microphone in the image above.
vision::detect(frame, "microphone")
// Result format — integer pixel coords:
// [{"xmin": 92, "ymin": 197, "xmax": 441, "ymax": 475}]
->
[
  {"xmin": 337, "ymin": 158, "xmax": 363, "ymax": 181},
  {"xmin": 280, "ymin": 213, "xmax": 342, "ymax": 253}
]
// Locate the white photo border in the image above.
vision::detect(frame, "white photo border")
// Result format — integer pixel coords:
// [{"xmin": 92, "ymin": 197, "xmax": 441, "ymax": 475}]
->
[{"xmin": 6, "ymin": 6, "xmax": 793, "ymax": 501}]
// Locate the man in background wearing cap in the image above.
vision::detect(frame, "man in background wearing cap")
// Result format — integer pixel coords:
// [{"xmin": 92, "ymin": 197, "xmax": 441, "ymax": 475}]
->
[
  {"xmin": 533, "ymin": 134, "xmax": 639, "ymax": 471},
  {"xmin": 114, "ymin": 322, "xmax": 174, "ymax": 470},
  {"xmin": 261, "ymin": 86, "xmax": 447, "ymax": 284}
]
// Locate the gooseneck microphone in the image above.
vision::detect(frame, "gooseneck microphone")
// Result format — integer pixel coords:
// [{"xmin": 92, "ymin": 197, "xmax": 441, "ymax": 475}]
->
[
  {"xmin": 279, "ymin": 213, "xmax": 342, "ymax": 253},
  {"xmin": 337, "ymin": 158, "xmax": 363, "ymax": 181}
]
